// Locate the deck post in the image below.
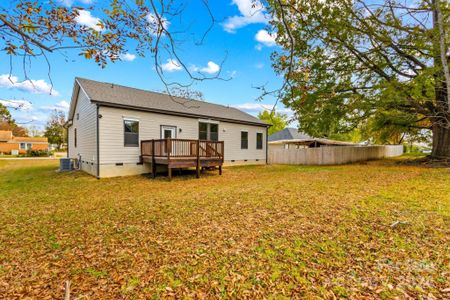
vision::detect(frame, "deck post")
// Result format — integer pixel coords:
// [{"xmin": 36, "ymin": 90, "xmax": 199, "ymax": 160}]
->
[
  {"xmin": 196, "ymin": 140, "xmax": 200, "ymax": 178},
  {"xmin": 151, "ymin": 139, "xmax": 156, "ymax": 178},
  {"xmin": 167, "ymin": 138, "xmax": 171, "ymax": 180},
  {"xmin": 219, "ymin": 165, "xmax": 222, "ymax": 175}
]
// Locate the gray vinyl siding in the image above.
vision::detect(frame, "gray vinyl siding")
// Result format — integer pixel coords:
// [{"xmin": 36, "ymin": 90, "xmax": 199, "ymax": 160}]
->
[
  {"xmin": 67, "ymin": 88, "xmax": 97, "ymax": 175},
  {"xmin": 98, "ymin": 106, "xmax": 266, "ymax": 164}
]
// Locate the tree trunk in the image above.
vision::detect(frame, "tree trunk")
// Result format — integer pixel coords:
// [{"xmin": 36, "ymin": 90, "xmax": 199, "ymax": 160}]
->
[{"xmin": 431, "ymin": 123, "xmax": 450, "ymax": 158}]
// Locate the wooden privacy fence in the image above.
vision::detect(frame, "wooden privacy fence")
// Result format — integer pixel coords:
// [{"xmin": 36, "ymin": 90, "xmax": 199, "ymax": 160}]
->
[{"xmin": 268, "ymin": 145, "xmax": 403, "ymax": 165}]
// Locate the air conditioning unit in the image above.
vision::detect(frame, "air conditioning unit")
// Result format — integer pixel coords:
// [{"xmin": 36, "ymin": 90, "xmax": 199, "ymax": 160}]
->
[{"xmin": 59, "ymin": 158, "xmax": 73, "ymax": 172}]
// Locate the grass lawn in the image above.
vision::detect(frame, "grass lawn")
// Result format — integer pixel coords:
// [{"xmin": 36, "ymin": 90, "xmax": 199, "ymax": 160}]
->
[{"xmin": 0, "ymin": 159, "xmax": 448, "ymax": 299}]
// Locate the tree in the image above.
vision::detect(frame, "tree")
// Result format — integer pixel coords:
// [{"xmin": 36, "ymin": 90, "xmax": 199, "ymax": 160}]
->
[
  {"xmin": 25, "ymin": 125, "xmax": 43, "ymax": 137},
  {"xmin": 258, "ymin": 110, "xmax": 289, "ymax": 135},
  {"xmin": 0, "ymin": 102, "xmax": 13, "ymax": 124},
  {"xmin": 0, "ymin": 102, "xmax": 28, "ymax": 136},
  {"xmin": 268, "ymin": 0, "xmax": 450, "ymax": 158},
  {"xmin": 0, "ymin": 1, "xmax": 225, "ymax": 93},
  {"xmin": 44, "ymin": 110, "xmax": 66, "ymax": 150},
  {"xmin": 165, "ymin": 87, "xmax": 204, "ymax": 101}
]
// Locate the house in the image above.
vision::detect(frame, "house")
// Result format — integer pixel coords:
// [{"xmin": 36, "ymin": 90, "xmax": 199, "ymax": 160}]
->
[
  {"xmin": 269, "ymin": 128, "xmax": 354, "ymax": 149},
  {"xmin": 0, "ymin": 130, "xmax": 49, "ymax": 154},
  {"xmin": 66, "ymin": 78, "xmax": 270, "ymax": 178},
  {"xmin": 269, "ymin": 128, "xmax": 313, "ymax": 142}
]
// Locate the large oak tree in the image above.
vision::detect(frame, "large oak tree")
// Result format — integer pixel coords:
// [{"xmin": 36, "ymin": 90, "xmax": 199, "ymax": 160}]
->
[{"xmin": 268, "ymin": 0, "xmax": 450, "ymax": 157}]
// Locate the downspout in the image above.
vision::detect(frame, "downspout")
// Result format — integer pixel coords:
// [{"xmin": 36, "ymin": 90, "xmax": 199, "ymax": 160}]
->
[
  {"xmin": 96, "ymin": 104, "xmax": 100, "ymax": 179},
  {"xmin": 66, "ymin": 127, "xmax": 69, "ymax": 158}
]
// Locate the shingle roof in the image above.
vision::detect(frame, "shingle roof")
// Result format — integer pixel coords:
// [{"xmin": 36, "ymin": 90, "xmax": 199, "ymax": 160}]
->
[
  {"xmin": 75, "ymin": 78, "xmax": 269, "ymax": 126},
  {"xmin": 13, "ymin": 136, "xmax": 48, "ymax": 143},
  {"xmin": 0, "ymin": 130, "xmax": 12, "ymax": 142},
  {"xmin": 0, "ymin": 131, "xmax": 47, "ymax": 143},
  {"xmin": 268, "ymin": 128, "xmax": 312, "ymax": 141}
]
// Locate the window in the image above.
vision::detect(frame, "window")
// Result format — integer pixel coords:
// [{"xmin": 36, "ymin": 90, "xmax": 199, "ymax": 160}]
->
[
  {"xmin": 198, "ymin": 122, "xmax": 219, "ymax": 141},
  {"xmin": 20, "ymin": 143, "xmax": 26, "ymax": 150},
  {"xmin": 209, "ymin": 123, "xmax": 218, "ymax": 141},
  {"xmin": 241, "ymin": 131, "xmax": 248, "ymax": 149},
  {"xmin": 199, "ymin": 122, "xmax": 208, "ymax": 140},
  {"xmin": 74, "ymin": 128, "xmax": 77, "ymax": 148},
  {"xmin": 124, "ymin": 120, "xmax": 139, "ymax": 147},
  {"xmin": 256, "ymin": 132, "xmax": 263, "ymax": 149},
  {"xmin": 26, "ymin": 143, "xmax": 32, "ymax": 150}
]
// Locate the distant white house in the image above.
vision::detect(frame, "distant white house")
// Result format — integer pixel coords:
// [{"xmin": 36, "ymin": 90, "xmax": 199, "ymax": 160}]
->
[{"xmin": 66, "ymin": 78, "xmax": 270, "ymax": 178}]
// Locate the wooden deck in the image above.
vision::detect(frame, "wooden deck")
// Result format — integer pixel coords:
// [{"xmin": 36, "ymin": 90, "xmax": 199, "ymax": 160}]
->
[{"xmin": 140, "ymin": 139, "xmax": 224, "ymax": 180}]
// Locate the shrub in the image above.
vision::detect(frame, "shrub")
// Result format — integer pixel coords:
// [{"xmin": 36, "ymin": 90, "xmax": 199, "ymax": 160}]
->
[{"xmin": 25, "ymin": 149, "xmax": 50, "ymax": 157}]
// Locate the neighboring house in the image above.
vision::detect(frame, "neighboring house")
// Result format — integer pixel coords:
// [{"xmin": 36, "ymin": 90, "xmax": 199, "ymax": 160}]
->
[
  {"xmin": 269, "ymin": 128, "xmax": 313, "ymax": 142},
  {"xmin": 66, "ymin": 78, "xmax": 270, "ymax": 178},
  {"xmin": 0, "ymin": 130, "xmax": 49, "ymax": 154},
  {"xmin": 269, "ymin": 128, "xmax": 354, "ymax": 149}
]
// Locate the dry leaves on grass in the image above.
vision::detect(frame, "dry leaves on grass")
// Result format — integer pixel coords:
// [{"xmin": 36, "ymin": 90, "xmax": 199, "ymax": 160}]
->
[{"xmin": 0, "ymin": 159, "xmax": 448, "ymax": 299}]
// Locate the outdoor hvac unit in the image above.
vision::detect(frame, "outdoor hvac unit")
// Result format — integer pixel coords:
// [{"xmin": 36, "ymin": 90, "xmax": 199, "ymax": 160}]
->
[{"xmin": 59, "ymin": 158, "xmax": 73, "ymax": 172}]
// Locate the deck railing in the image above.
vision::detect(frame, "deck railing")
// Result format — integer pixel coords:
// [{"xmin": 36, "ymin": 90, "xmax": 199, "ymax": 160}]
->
[{"xmin": 141, "ymin": 138, "xmax": 224, "ymax": 160}]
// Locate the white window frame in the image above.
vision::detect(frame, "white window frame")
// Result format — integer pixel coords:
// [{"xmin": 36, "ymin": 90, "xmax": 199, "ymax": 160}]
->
[
  {"xmin": 123, "ymin": 118, "xmax": 139, "ymax": 147},
  {"xmin": 256, "ymin": 132, "xmax": 263, "ymax": 150},
  {"xmin": 241, "ymin": 131, "xmax": 248, "ymax": 149}
]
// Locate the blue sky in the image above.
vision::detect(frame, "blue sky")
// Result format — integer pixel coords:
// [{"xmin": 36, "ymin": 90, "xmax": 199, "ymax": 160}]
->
[{"xmin": 0, "ymin": 0, "xmax": 291, "ymax": 131}]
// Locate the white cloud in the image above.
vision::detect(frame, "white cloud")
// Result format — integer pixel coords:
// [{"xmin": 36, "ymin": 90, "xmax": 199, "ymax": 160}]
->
[
  {"xmin": 228, "ymin": 70, "xmax": 237, "ymax": 78},
  {"xmin": 60, "ymin": 0, "xmax": 93, "ymax": 6},
  {"xmin": 201, "ymin": 61, "xmax": 220, "ymax": 74},
  {"xmin": 232, "ymin": 102, "xmax": 274, "ymax": 113},
  {"xmin": 40, "ymin": 100, "xmax": 70, "ymax": 112},
  {"xmin": 223, "ymin": 0, "xmax": 269, "ymax": 33},
  {"xmin": 0, "ymin": 74, "xmax": 59, "ymax": 96},
  {"xmin": 0, "ymin": 99, "xmax": 32, "ymax": 111},
  {"xmin": 255, "ymin": 29, "xmax": 277, "ymax": 47},
  {"xmin": 13, "ymin": 111, "xmax": 48, "ymax": 129},
  {"xmin": 146, "ymin": 13, "xmax": 170, "ymax": 36},
  {"xmin": 60, "ymin": 0, "xmax": 74, "ymax": 5},
  {"xmin": 255, "ymin": 63, "xmax": 264, "ymax": 69},
  {"xmin": 191, "ymin": 61, "xmax": 220, "ymax": 74},
  {"xmin": 233, "ymin": 103, "xmax": 293, "ymax": 115},
  {"xmin": 119, "ymin": 53, "xmax": 136, "ymax": 62},
  {"xmin": 75, "ymin": 10, "xmax": 103, "ymax": 31},
  {"xmin": 160, "ymin": 59, "xmax": 182, "ymax": 72}
]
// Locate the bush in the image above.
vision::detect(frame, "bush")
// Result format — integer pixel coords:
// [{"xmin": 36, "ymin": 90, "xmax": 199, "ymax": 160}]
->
[{"xmin": 25, "ymin": 149, "xmax": 51, "ymax": 157}]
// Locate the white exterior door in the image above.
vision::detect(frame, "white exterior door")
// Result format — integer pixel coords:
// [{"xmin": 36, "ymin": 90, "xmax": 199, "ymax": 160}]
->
[
  {"xmin": 161, "ymin": 126, "xmax": 176, "ymax": 139},
  {"xmin": 161, "ymin": 126, "xmax": 176, "ymax": 155}
]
